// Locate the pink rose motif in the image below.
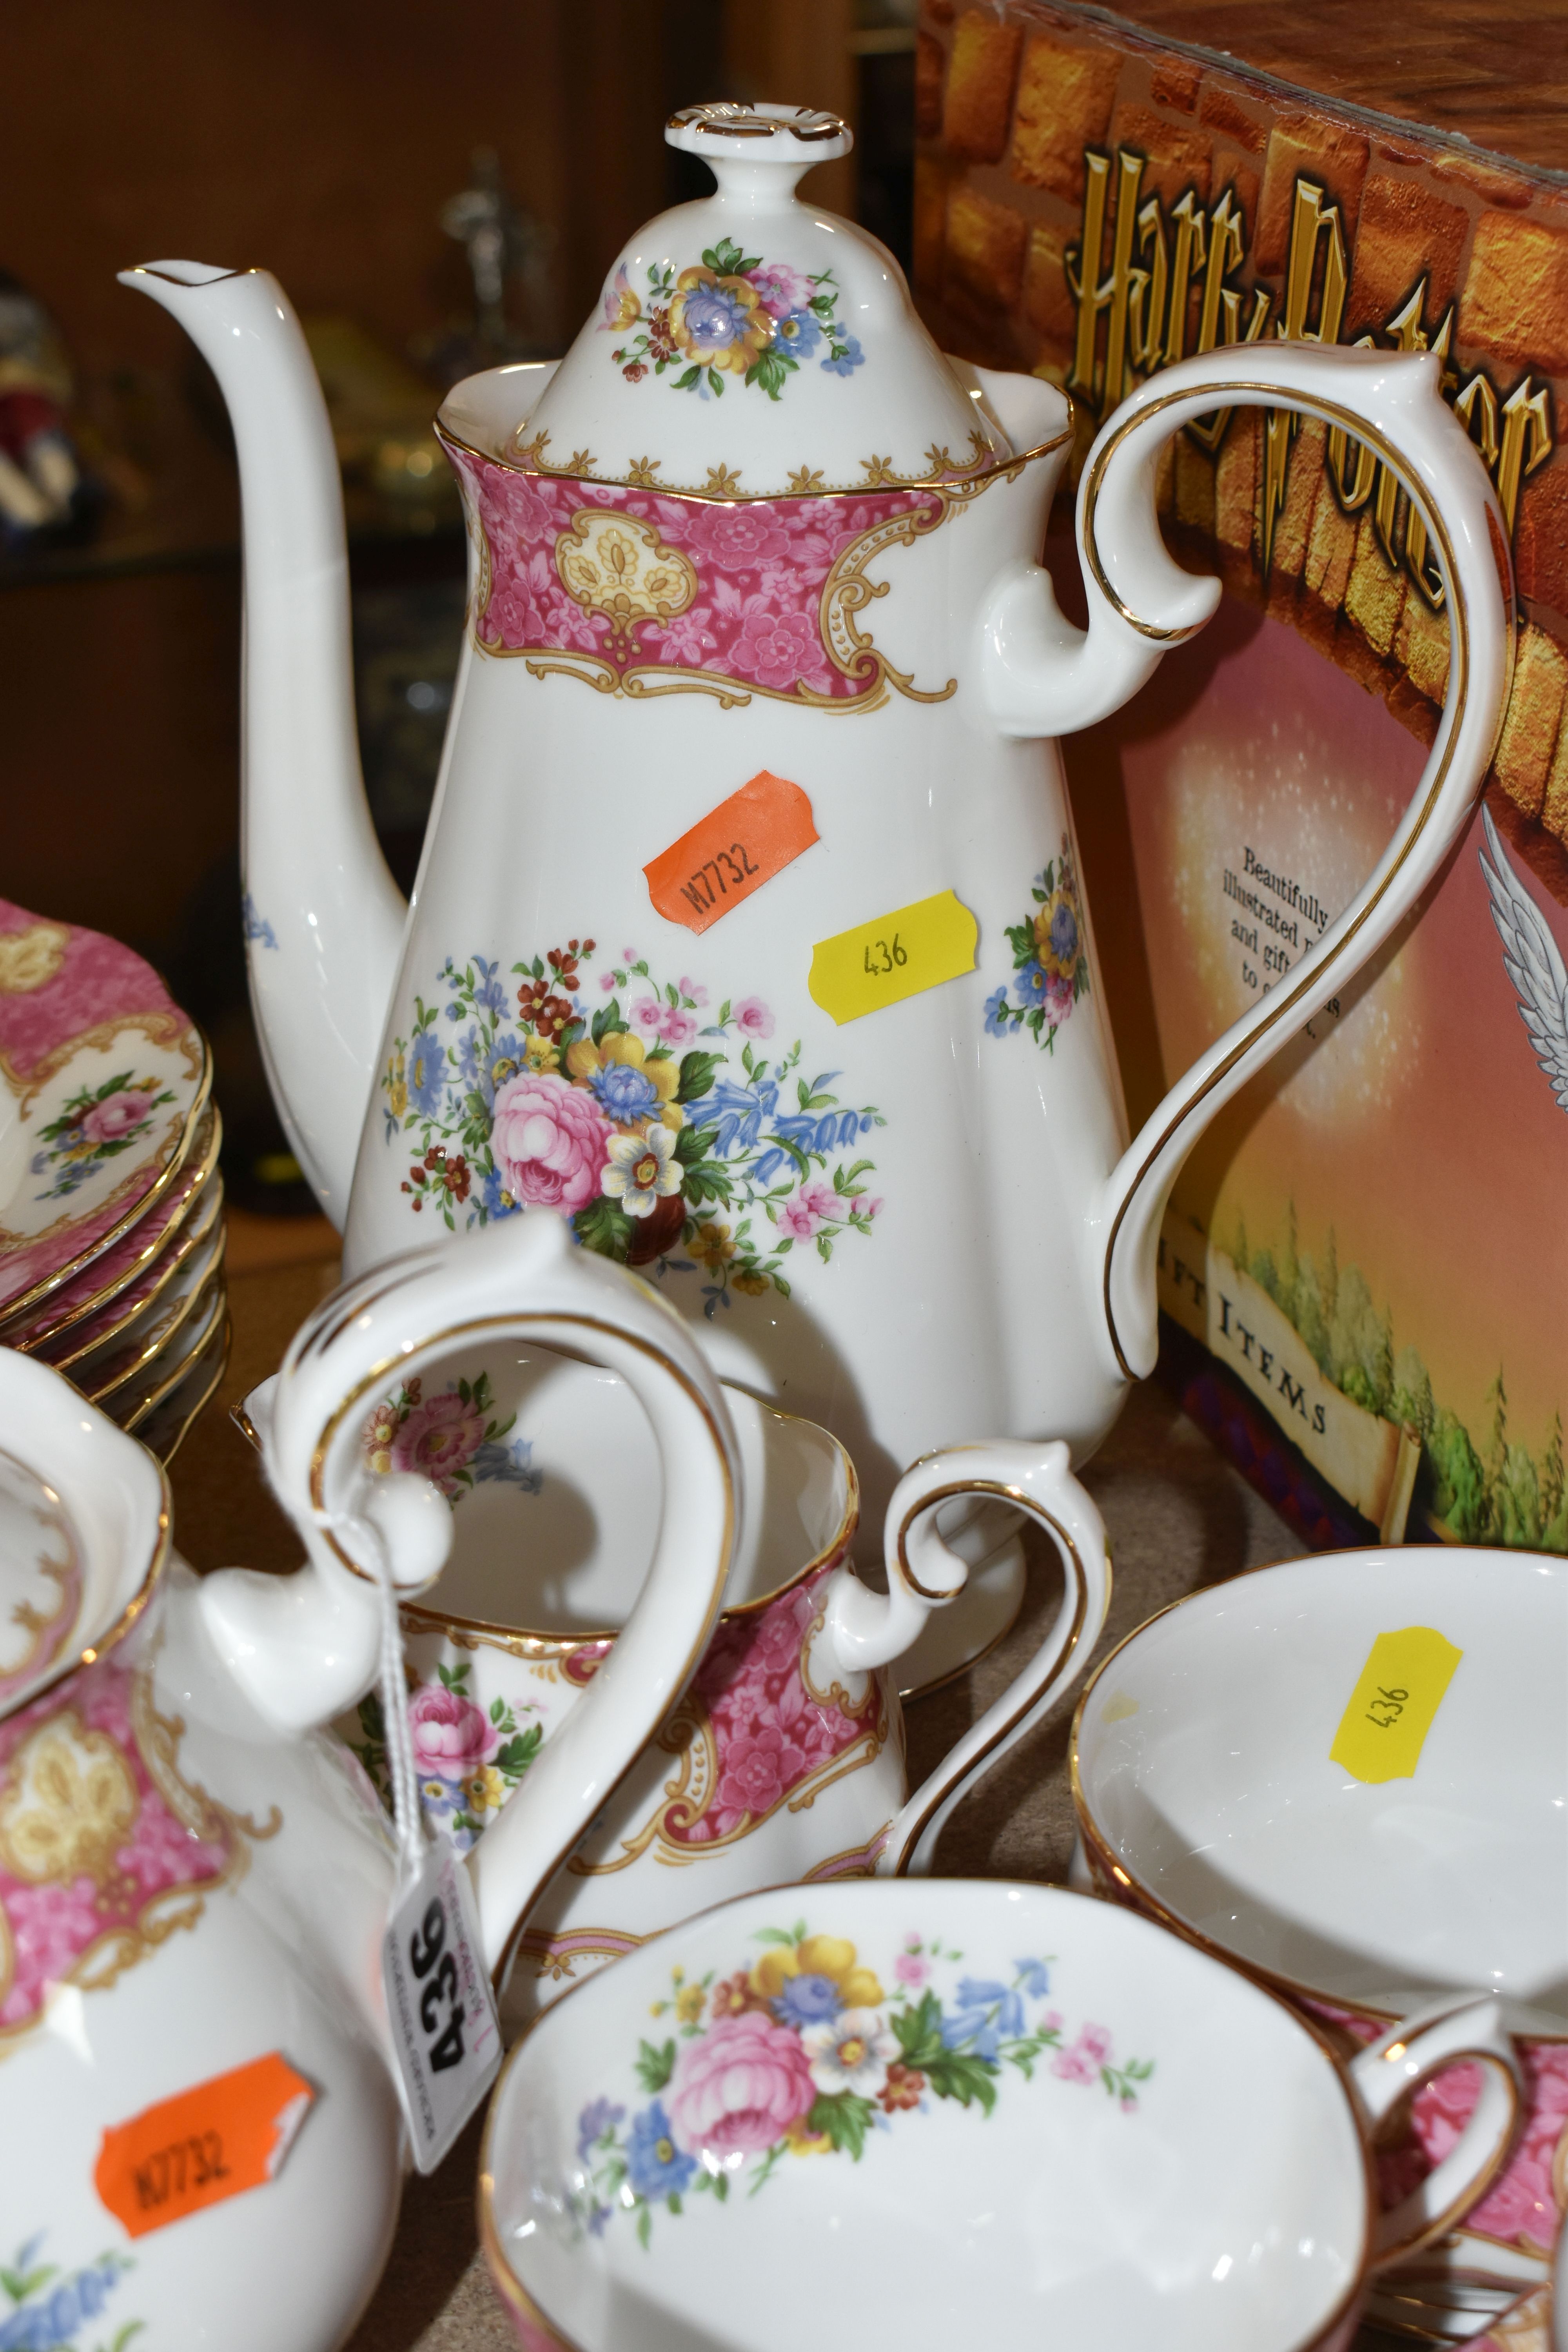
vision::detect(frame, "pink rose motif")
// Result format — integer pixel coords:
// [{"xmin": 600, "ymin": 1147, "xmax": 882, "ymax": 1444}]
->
[
  {"xmin": 491, "ymin": 1071, "xmax": 612, "ymax": 1216},
  {"xmin": 680, "ymin": 503, "xmax": 793, "ymax": 571},
  {"xmin": 1052, "ymin": 2024, "xmax": 1113, "ymax": 2084},
  {"xmin": 715, "ymin": 1724, "xmax": 806, "ymax": 1819},
  {"xmin": 629, "ymin": 996, "xmax": 664, "ymax": 1034},
  {"xmin": 1044, "ymin": 973, "xmax": 1075, "ymax": 1028},
  {"xmin": 797, "ymin": 1179, "xmax": 843, "ymax": 1224},
  {"xmin": 895, "ymin": 1952, "xmax": 929, "ymax": 1988},
  {"xmin": 777, "ymin": 1196, "xmax": 820, "ymax": 1243},
  {"xmin": 677, "ymin": 978, "xmax": 708, "ymax": 1007},
  {"xmin": 657, "ymin": 1004, "xmax": 697, "ymax": 1048},
  {"xmin": 727, "ymin": 604, "xmax": 829, "ymax": 695},
  {"xmin": 407, "ymin": 1682, "xmax": 499, "ymax": 1781},
  {"xmin": 668, "ymin": 2011, "xmax": 816, "ymax": 2157},
  {"xmin": 746, "ymin": 263, "xmax": 813, "ymax": 320},
  {"xmin": 80, "ymin": 1090, "xmax": 150, "ymax": 1145},
  {"xmin": 1403, "ymin": 2044, "xmax": 1568, "ymax": 2250},
  {"xmin": 392, "ymin": 1388, "xmax": 486, "ymax": 1494},
  {"xmin": 733, "ymin": 998, "xmax": 774, "ymax": 1040}
]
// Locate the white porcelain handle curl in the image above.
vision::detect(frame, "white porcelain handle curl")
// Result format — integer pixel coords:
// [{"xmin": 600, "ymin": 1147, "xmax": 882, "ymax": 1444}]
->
[
  {"xmin": 816, "ymin": 1439, "xmax": 1110, "ymax": 1876},
  {"xmin": 1348, "ymin": 1995, "xmax": 1523, "ymax": 2264},
  {"xmin": 982, "ymin": 341, "xmax": 1512, "ymax": 1383},
  {"xmin": 202, "ymin": 1213, "xmax": 739, "ymax": 1980}
]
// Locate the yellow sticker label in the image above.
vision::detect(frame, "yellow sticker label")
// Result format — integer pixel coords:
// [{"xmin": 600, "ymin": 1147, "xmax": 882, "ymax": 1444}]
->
[
  {"xmin": 1329, "ymin": 1626, "xmax": 1464, "ymax": 1784},
  {"xmin": 807, "ymin": 890, "xmax": 978, "ymax": 1025}
]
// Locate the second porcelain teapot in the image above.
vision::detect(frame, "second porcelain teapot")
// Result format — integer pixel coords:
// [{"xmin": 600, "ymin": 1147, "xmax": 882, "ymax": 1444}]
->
[
  {"xmin": 123, "ymin": 102, "xmax": 1509, "ymax": 1521},
  {"xmin": 0, "ymin": 1215, "xmax": 737, "ymax": 2348}
]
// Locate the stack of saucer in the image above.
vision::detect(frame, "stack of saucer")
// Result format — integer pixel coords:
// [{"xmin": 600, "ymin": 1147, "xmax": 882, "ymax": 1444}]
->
[{"xmin": 0, "ymin": 900, "xmax": 227, "ymax": 1460}]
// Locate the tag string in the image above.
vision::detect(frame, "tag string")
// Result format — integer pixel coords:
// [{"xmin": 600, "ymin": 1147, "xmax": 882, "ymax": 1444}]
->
[{"xmin": 314, "ymin": 1508, "xmax": 426, "ymax": 1880}]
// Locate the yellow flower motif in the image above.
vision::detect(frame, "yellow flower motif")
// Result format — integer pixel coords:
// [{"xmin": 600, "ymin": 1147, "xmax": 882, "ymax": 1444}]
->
[
  {"xmin": 732, "ymin": 1270, "xmax": 771, "ymax": 1297},
  {"xmin": 691, "ymin": 1221, "xmax": 735, "ymax": 1272},
  {"xmin": 465, "ymin": 1766, "xmax": 506, "ymax": 1814},
  {"xmin": 564, "ymin": 1030, "xmax": 684, "ymax": 1132},
  {"xmin": 675, "ymin": 1982, "xmax": 706, "ymax": 2025},
  {"xmin": 784, "ymin": 2117, "xmax": 834, "ymax": 2156},
  {"xmin": 386, "ymin": 1051, "xmax": 408, "ymax": 1119},
  {"xmin": 523, "ymin": 1034, "xmax": 560, "ymax": 1073},
  {"xmin": 1034, "ymin": 885, "xmax": 1081, "ymax": 982},
  {"xmin": 668, "ymin": 267, "xmax": 772, "ymax": 376},
  {"xmin": 749, "ymin": 1935, "xmax": 884, "ymax": 2011}
]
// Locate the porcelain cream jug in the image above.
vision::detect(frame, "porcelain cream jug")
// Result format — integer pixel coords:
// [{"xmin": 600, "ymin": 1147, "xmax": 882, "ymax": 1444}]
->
[
  {"xmin": 0, "ymin": 1214, "xmax": 738, "ymax": 2350},
  {"xmin": 275, "ymin": 1342, "xmax": 1109, "ymax": 2022},
  {"xmin": 122, "ymin": 101, "xmax": 1510, "ymax": 1524}
]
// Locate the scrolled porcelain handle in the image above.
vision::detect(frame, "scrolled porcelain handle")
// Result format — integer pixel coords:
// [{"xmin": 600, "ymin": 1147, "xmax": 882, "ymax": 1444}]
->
[
  {"xmin": 1347, "ymin": 1995, "xmax": 1524, "ymax": 2264},
  {"xmin": 816, "ymin": 1439, "xmax": 1111, "ymax": 1876},
  {"xmin": 982, "ymin": 341, "xmax": 1511, "ymax": 1385},
  {"xmin": 204, "ymin": 1212, "xmax": 740, "ymax": 1979}
]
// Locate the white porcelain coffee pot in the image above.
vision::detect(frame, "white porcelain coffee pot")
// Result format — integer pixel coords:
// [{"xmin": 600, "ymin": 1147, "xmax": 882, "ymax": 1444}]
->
[
  {"xmin": 122, "ymin": 102, "xmax": 1510, "ymax": 1524},
  {"xmin": 0, "ymin": 1214, "xmax": 737, "ymax": 2350}
]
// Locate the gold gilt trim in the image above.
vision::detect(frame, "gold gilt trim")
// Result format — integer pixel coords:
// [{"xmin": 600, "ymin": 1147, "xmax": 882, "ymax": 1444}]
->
[
  {"xmin": 117, "ymin": 1271, "xmax": 226, "ymax": 1429},
  {"xmin": 302, "ymin": 1305, "xmax": 735, "ymax": 1986},
  {"xmin": 884, "ymin": 1481, "xmax": 1100, "ymax": 1877},
  {"xmin": 6, "ymin": 1107, "xmax": 221, "ymax": 1354},
  {"xmin": 566, "ymin": 1687, "xmax": 888, "ymax": 1878},
  {"xmin": 486, "ymin": 416, "xmax": 1071, "ymax": 504},
  {"xmin": 481, "ymin": 482, "xmax": 992, "ymax": 712},
  {"xmin": 1087, "ymin": 380, "xmax": 1503, "ymax": 1381},
  {"xmin": 78, "ymin": 1227, "xmax": 226, "ymax": 1405},
  {"xmin": 0, "ymin": 1038, "xmax": 214, "ymax": 1328},
  {"xmin": 135, "ymin": 1313, "xmax": 232, "ymax": 1466},
  {"xmin": 41, "ymin": 1174, "xmax": 224, "ymax": 1373},
  {"xmin": 5, "ymin": 1009, "xmax": 204, "ymax": 1114}
]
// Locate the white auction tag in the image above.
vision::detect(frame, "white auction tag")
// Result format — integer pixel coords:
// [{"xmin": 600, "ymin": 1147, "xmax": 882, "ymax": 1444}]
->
[
  {"xmin": 382, "ymin": 1835, "xmax": 501, "ymax": 2173},
  {"xmin": 317, "ymin": 1504, "xmax": 504, "ymax": 2176}
]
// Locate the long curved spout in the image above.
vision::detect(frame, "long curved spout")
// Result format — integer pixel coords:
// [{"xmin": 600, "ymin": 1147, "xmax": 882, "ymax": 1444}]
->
[{"xmin": 119, "ymin": 262, "xmax": 407, "ymax": 1223}]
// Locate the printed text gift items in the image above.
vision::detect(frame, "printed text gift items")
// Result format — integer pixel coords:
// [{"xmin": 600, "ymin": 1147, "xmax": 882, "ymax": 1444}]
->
[
  {"xmin": 122, "ymin": 103, "xmax": 1509, "ymax": 1564},
  {"xmin": 0, "ymin": 1215, "xmax": 736, "ymax": 2350}
]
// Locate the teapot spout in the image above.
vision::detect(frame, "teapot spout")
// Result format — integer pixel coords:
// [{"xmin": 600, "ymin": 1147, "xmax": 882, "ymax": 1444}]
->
[{"xmin": 118, "ymin": 262, "xmax": 407, "ymax": 1223}]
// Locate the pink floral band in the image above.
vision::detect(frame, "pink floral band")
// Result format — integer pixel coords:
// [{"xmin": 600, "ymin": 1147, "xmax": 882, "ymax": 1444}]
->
[{"xmin": 444, "ymin": 443, "xmax": 964, "ymax": 714}]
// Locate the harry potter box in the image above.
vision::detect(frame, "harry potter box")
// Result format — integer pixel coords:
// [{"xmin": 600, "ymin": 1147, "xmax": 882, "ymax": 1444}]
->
[{"xmin": 915, "ymin": 2, "xmax": 1568, "ymax": 1549}]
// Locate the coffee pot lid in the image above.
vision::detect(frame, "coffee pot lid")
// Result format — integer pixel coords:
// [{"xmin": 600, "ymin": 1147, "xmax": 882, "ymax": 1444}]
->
[{"xmin": 512, "ymin": 102, "xmax": 1013, "ymax": 501}]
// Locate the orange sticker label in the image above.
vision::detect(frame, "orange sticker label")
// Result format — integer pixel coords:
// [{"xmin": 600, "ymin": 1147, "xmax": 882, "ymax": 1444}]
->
[
  {"xmin": 645, "ymin": 771, "xmax": 818, "ymax": 933},
  {"xmin": 94, "ymin": 2051, "xmax": 315, "ymax": 2239}
]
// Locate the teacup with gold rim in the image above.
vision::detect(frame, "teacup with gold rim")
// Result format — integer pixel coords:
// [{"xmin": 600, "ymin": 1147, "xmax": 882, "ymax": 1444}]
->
[
  {"xmin": 479, "ymin": 1879, "xmax": 1523, "ymax": 2352},
  {"xmin": 1070, "ymin": 1546, "xmax": 1568, "ymax": 2314}
]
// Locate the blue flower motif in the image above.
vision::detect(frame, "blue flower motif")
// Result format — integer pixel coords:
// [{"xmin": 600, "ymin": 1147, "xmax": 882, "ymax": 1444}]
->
[
  {"xmin": 941, "ymin": 2009, "xmax": 1000, "ymax": 2062},
  {"xmin": 0, "ymin": 2255, "xmax": 125, "ymax": 2352},
  {"xmin": 1051, "ymin": 906, "xmax": 1078, "ymax": 965},
  {"xmin": 773, "ymin": 1105, "xmax": 876, "ymax": 1158},
  {"xmin": 625, "ymin": 2102, "xmax": 697, "ymax": 2201},
  {"xmin": 1014, "ymin": 1958, "xmax": 1051, "ymax": 1998},
  {"xmin": 577, "ymin": 2097, "xmax": 625, "ymax": 2164},
  {"xmin": 241, "ymin": 893, "xmax": 278, "ymax": 950},
  {"xmin": 408, "ymin": 1034, "xmax": 446, "ymax": 1116},
  {"xmin": 684, "ymin": 1076, "xmax": 777, "ymax": 1158},
  {"xmin": 1016, "ymin": 960, "xmax": 1050, "ymax": 1007},
  {"xmin": 472, "ymin": 1436, "xmax": 543, "ymax": 1493},
  {"xmin": 772, "ymin": 1972, "xmax": 842, "ymax": 2029},
  {"xmin": 984, "ymin": 986, "xmax": 1011, "ymax": 1038},
  {"xmin": 471, "ymin": 955, "xmax": 507, "ymax": 1014},
  {"xmin": 680, "ymin": 283, "xmax": 754, "ymax": 353},
  {"xmin": 821, "ymin": 335, "xmax": 864, "ymax": 377},
  {"xmin": 588, "ymin": 1061, "xmax": 662, "ymax": 1123},
  {"xmin": 775, "ymin": 307, "xmax": 822, "ymax": 358},
  {"xmin": 479, "ymin": 1163, "xmax": 521, "ymax": 1221}
]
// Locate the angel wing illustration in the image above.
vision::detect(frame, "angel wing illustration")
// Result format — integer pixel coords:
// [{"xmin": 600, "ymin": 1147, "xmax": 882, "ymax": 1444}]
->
[{"xmin": 1479, "ymin": 804, "xmax": 1568, "ymax": 1113}]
